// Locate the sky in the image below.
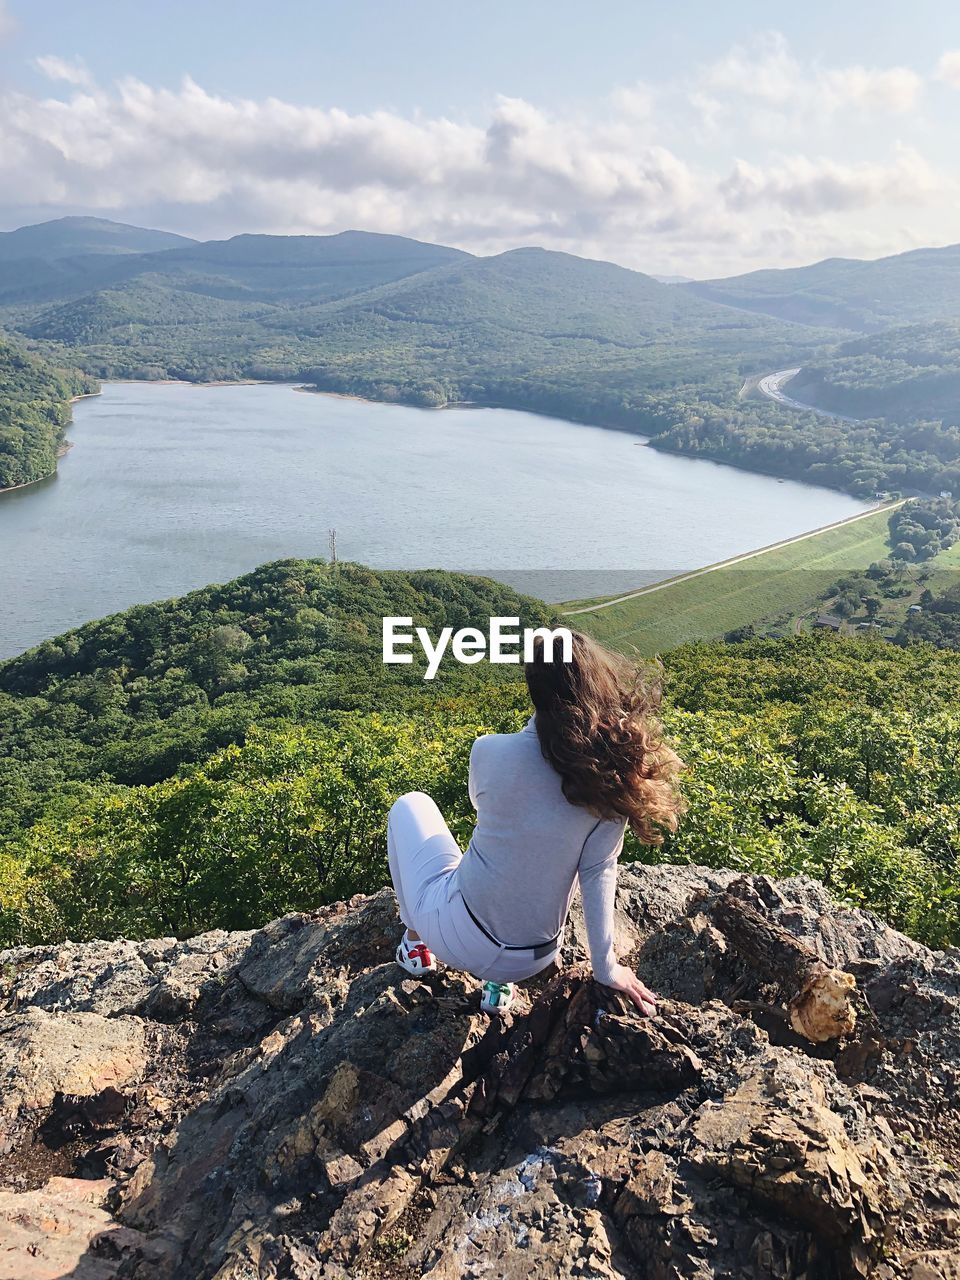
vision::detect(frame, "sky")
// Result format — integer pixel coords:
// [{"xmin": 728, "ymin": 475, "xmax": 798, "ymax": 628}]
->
[{"xmin": 1, "ymin": 0, "xmax": 959, "ymax": 277}]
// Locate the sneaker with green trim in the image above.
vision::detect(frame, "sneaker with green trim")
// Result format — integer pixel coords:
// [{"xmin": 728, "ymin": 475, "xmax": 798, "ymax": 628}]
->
[{"xmin": 480, "ymin": 981, "xmax": 515, "ymax": 1016}]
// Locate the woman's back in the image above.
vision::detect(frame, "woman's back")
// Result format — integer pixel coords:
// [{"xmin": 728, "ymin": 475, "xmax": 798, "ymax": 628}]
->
[{"xmin": 455, "ymin": 716, "xmax": 625, "ymax": 948}]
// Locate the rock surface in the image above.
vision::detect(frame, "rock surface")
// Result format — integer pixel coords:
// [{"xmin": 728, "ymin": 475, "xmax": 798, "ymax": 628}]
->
[{"xmin": 0, "ymin": 864, "xmax": 958, "ymax": 1278}]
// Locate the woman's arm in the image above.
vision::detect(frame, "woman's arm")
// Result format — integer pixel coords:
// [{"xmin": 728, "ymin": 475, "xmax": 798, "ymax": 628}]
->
[
  {"xmin": 469, "ymin": 735, "xmax": 495, "ymax": 810},
  {"xmin": 579, "ymin": 821, "xmax": 657, "ymax": 1016},
  {"xmin": 468, "ymin": 739, "xmax": 481, "ymax": 811}
]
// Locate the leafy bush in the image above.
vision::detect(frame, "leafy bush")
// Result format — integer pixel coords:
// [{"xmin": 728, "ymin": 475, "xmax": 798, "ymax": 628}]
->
[
  {"xmin": 5, "ymin": 690, "xmax": 960, "ymax": 950},
  {"xmin": 3, "ymin": 571, "xmax": 960, "ymax": 951}
]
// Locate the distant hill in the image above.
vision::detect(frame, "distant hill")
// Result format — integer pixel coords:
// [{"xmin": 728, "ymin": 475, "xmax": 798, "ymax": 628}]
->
[
  {"xmin": 282, "ymin": 246, "xmax": 820, "ymax": 411},
  {"xmin": 0, "ymin": 216, "xmax": 196, "ymax": 262},
  {"xmin": 685, "ymin": 243, "xmax": 960, "ymax": 332},
  {"xmin": 9, "ymin": 219, "xmax": 960, "ymax": 499},
  {"xmin": 1, "ymin": 235, "xmax": 823, "ymax": 414},
  {"xmin": 0, "ymin": 227, "xmax": 470, "ymax": 308},
  {"xmin": 144, "ymin": 230, "xmax": 472, "ymax": 302}
]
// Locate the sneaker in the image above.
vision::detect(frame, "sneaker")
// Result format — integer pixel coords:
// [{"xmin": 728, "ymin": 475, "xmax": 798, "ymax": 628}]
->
[
  {"xmin": 480, "ymin": 981, "xmax": 515, "ymax": 1016},
  {"xmin": 396, "ymin": 932, "xmax": 437, "ymax": 976}
]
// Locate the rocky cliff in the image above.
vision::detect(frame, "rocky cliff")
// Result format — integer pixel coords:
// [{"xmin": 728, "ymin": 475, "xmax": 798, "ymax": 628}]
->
[{"xmin": 2, "ymin": 865, "xmax": 960, "ymax": 1280}]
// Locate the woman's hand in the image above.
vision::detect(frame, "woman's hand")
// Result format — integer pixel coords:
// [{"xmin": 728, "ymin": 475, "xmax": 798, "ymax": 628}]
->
[{"xmin": 604, "ymin": 963, "xmax": 658, "ymax": 1016}]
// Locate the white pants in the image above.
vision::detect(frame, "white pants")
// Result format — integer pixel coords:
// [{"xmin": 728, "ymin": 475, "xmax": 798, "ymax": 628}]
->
[{"xmin": 386, "ymin": 792, "xmax": 559, "ymax": 984}]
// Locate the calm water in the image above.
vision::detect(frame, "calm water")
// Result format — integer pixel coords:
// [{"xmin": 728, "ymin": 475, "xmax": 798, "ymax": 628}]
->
[{"xmin": 0, "ymin": 382, "xmax": 872, "ymax": 659}]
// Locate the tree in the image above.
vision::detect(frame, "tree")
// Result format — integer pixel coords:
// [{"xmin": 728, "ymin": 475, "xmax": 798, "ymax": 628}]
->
[{"xmin": 833, "ymin": 593, "xmax": 860, "ymax": 619}]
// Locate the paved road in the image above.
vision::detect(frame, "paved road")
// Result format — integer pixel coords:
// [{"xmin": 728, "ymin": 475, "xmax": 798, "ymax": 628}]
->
[{"xmin": 756, "ymin": 368, "xmax": 861, "ymax": 423}]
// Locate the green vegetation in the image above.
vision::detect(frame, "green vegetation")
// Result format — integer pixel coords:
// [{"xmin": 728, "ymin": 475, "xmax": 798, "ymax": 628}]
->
[
  {"xmin": 1, "ymin": 561, "xmax": 960, "ymax": 954},
  {"xmin": 291, "ymin": 249, "xmax": 820, "ymax": 421},
  {"xmin": 0, "ymin": 561, "xmax": 555, "ymax": 837},
  {"xmin": 1, "ymin": 237, "xmax": 825, "ymax": 422},
  {"xmin": 791, "ymin": 322, "xmax": 960, "ymax": 421},
  {"xmin": 5, "ymin": 221, "xmax": 960, "ymax": 501},
  {"xmin": 888, "ymin": 496, "xmax": 960, "ymax": 561},
  {"xmin": 672, "ymin": 253, "xmax": 960, "ymax": 496},
  {"xmin": 573, "ymin": 499, "xmax": 960, "ymax": 654},
  {"xmin": 686, "ymin": 242, "xmax": 960, "ymax": 332},
  {"xmin": 651, "ymin": 391, "xmax": 960, "ymax": 498},
  {"xmin": 564, "ymin": 506, "xmax": 901, "ymax": 653},
  {"xmin": 894, "ymin": 576, "xmax": 960, "ymax": 650},
  {"xmin": 0, "ymin": 335, "xmax": 92, "ymax": 490},
  {"xmin": 0, "ymin": 216, "xmax": 196, "ymax": 263}
]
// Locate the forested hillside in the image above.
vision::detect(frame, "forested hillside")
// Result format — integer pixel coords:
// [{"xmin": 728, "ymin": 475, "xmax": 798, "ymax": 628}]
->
[
  {"xmin": 290, "ymin": 247, "xmax": 825, "ymax": 418},
  {"xmin": 0, "ymin": 216, "xmax": 196, "ymax": 262},
  {"xmin": 0, "ymin": 560, "xmax": 556, "ymax": 832},
  {"xmin": 0, "ymin": 228, "xmax": 467, "ymax": 311},
  {"xmin": 0, "ymin": 334, "xmax": 92, "ymax": 489},
  {"xmin": 686, "ymin": 242, "xmax": 960, "ymax": 331},
  {"xmin": 1, "ymin": 562, "xmax": 959, "ymax": 955},
  {"xmin": 3, "ymin": 219, "xmax": 960, "ymax": 499},
  {"xmin": 789, "ymin": 321, "xmax": 960, "ymax": 422},
  {"xmin": 650, "ymin": 391, "xmax": 960, "ymax": 498},
  {"xmin": 0, "ymin": 235, "xmax": 824, "ymax": 413}
]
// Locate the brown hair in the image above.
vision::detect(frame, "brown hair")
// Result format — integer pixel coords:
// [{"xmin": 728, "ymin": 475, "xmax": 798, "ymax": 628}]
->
[{"xmin": 524, "ymin": 630, "xmax": 685, "ymax": 844}]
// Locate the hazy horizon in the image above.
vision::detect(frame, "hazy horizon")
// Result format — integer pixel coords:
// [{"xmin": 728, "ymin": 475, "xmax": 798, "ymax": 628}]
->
[
  {"xmin": 5, "ymin": 212, "xmax": 959, "ymax": 285},
  {"xmin": 1, "ymin": 1, "xmax": 959, "ymax": 277}
]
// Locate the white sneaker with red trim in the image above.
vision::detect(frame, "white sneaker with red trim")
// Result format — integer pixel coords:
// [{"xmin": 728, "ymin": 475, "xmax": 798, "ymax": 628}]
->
[{"xmin": 395, "ymin": 931, "xmax": 438, "ymax": 976}]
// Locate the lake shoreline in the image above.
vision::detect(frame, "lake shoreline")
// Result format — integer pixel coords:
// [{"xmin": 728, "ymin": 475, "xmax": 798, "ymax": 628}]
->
[
  {"xmin": 0, "ymin": 439, "xmax": 76, "ymax": 497},
  {"xmin": 31, "ymin": 373, "xmax": 875, "ymax": 504},
  {"xmin": 0, "ymin": 385, "xmax": 101, "ymax": 497},
  {"xmin": 0, "ymin": 381, "xmax": 877, "ymax": 661},
  {"xmin": 295, "ymin": 383, "xmax": 482, "ymax": 412}
]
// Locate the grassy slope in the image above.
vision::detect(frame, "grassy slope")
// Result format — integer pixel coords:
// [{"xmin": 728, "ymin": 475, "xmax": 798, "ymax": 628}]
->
[{"xmin": 566, "ymin": 506, "xmax": 899, "ymax": 654}]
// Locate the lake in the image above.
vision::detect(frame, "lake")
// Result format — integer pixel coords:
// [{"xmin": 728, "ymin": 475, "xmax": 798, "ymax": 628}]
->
[{"xmin": 0, "ymin": 382, "xmax": 872, "ymax": 659}]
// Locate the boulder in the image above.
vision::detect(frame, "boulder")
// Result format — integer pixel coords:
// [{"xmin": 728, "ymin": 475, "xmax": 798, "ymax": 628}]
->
[{"xmin": 0, "ymin": 867, "xmax": 957, "ymax": 1278}]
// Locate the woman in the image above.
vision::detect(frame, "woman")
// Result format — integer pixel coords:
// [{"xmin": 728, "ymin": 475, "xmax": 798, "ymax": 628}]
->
[{"xmin": 387, "ymin": 630, "xmax": 685, "ymax": 1015}]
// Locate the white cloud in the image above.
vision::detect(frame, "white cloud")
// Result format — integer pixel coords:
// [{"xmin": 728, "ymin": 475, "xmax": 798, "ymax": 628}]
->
[
  {"xmin": 826, "ymin": 65, "xmax": 921, "ymax": 113},
  {"xmin": 35, "ymin": 55, "xmax": 94, "ymax": 88},
  {"xmin": 936, "ymin": 50, "xmax": 960, "ymax": 87},
  {"xmin": 720, "ymin": 148, "xmax": 945, "ymax": 215},
  {"xmin": 697, "ymin": 31, "xmax": 922, "ymax": 131},
  {"xmin": 0, "ymin": 35, "xmax": 952, "ymax": 277},
  {"xmin": 608, "ymin": 82, "xmax": 655, "ymax": 121}
]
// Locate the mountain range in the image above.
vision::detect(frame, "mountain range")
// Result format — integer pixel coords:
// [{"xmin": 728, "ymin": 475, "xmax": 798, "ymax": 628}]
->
[
  {"xmin": 685, "ymin": 242, "xmax": 960, "ymax": 332},
  {"xmin": 2, "ymin": 217, "xmax": 960, "ymax": 496},
  {"xmin": 4, "ymin": 216, "xmax": 960, "ymax": 333},
  {"xmin": 0, "ymin": 215, "xmax": 196, "ymax": 263}
]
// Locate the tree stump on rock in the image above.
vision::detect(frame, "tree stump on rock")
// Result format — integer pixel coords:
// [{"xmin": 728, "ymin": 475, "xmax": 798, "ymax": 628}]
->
[{"xmin": 707, "ymin": 892, "xmax": 856, "ymax": 1043}]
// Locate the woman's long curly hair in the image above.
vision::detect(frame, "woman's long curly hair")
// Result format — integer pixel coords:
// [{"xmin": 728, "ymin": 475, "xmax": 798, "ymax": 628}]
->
[{"xmin": 525, "ymin": 630, "xmax": 686, "ymax": 844}]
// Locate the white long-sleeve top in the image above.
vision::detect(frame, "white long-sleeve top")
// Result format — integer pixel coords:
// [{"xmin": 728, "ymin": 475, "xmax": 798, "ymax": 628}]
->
[{"xmin": 454, "ymin": 715, "xmax": 624, "ymax": 984}]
